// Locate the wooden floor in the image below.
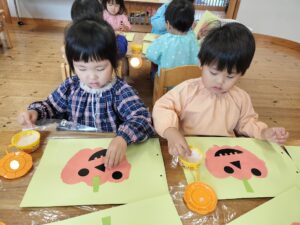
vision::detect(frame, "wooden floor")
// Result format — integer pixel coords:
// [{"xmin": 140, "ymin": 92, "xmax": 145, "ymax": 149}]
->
[{"xmin": 0, "ymin": 22, "xmax": 300, "ymax": 141}]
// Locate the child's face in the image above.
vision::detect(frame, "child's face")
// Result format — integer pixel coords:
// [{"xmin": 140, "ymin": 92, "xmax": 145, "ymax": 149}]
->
[
  {"xmin": 107, "ymin": 1, "xmax": 120, "ymax": 15},
  {"xmin": 202, "ymin": 64, "xmax": 241, "ymax": 94},
  {"xmin": 74, "ymin": 59, "xmax": 113, "ymax": 89}
]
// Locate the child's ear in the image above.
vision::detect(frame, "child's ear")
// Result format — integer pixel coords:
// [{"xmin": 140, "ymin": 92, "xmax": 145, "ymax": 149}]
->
[{"xmin": 166, "ymin": 21, "xmax": 170, "ymax": 30}]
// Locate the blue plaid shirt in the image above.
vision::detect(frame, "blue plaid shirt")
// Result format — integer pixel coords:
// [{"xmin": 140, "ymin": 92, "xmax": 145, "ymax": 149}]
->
[{"xmin": 28, "ymin": 76, "xmax": 155, "ymax": 144}]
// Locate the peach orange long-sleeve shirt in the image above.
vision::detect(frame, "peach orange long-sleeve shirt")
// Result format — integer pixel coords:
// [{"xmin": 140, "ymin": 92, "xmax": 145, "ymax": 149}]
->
[{"xmin": 153, "ymin": 78, "xmax": 268, "ymax": 139}]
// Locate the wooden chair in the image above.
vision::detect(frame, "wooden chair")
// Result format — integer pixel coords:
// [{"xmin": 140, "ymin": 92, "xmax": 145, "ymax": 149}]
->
[
  {"xmin": 153, "ymin": 65, "xmax": 202, "ymax": 104},
  {"xmin": 61, "ymin": 62, "xmax": 72, "ymax": 81},
  {"xmin": 0, "ymin": 9, "xmax": 12, "ymax": 49}
]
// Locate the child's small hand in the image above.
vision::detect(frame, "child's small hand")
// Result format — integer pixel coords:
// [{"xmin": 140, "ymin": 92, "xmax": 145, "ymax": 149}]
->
[
  {"xmin": 164, "ymin": 127, "xmax": 191, "ymax": 157},
  {"xmin": 105, "ymin": 136, "xmax": 127, "ymax": 169},
  {"xmin": 17, "ymin": 110, "xmax": 38, "ymax": 128},
  {"xmin": 262, "ymin": 127, "xmax": 289, "ymax": 145},
  {"xmin": 119, "ymin": 21, "xmax": 129, "ymax": 32}
]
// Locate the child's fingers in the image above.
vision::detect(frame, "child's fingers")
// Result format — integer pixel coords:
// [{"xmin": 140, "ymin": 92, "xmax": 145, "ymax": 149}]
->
[
  {"xmin": 113, "ymin": 151, "xmax": 122, "ymax": 168},
  {"xmin": 176, "ymin": 144, "xmax": 188, "ymax": 157},
  {"xmin": 168, "ymin": 147, "xmax": 178, "ymax": 156},
  {"xmin": 105, "ymin": 149, "xmax": 116, "ymax": 169},
  {"xmin": 20, "ymin": 113, "xmax": 33, "ymax": 127}
]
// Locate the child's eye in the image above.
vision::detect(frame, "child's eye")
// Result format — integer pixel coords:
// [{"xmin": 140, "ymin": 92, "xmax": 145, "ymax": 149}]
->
[
  {"xmin": 96, "ymin": 68, "xmax": 104, "ymax": 71},
  {"xmin": 210, "ymin": 71, "xmax": 218, "ymax": 75},
  {"xmin": 227, "ymin": 76, "xmax": 235, "ymax": 79},
  {"xmin": 78, "ymin": 68, "xmax": 87, "ymax": 71}
]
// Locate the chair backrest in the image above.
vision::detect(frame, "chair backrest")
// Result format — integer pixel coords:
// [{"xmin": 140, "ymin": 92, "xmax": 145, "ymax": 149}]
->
[
  {"xmin": 60, "ymin": 62, "xmax": 72, "ymax": 81},
  {"xmin": 153, "ymin": 65, "xmax": 202, "ymax": 104}
]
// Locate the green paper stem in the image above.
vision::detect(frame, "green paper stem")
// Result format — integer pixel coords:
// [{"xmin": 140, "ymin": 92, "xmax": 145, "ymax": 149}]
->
[
  {"xmin": 242, "ymin": 179, "xmax": 254, "ymax": 193},
  {"xmin": 102, "ymin": 216, "xmax": 111, "ymax": 225},
  {"xmin": 93, "ymin": 176, "xmax": 100, "ymax": 192}
]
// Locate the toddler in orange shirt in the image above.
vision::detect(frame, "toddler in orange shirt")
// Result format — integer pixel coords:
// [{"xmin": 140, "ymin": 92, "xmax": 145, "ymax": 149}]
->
[{"xmin": 152, "ymin": 22, "xmax": 289, "ymax": 157}]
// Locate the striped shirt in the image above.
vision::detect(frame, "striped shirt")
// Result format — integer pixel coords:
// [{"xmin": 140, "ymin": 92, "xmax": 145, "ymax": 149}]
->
[{"xmin": 28, "ymin": 76, "xmax": 155, "ymax": 144}]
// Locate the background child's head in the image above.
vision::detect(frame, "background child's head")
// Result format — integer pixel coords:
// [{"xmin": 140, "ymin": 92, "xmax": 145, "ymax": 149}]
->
[
  {"xmin": 165, "ymin": 0, "xmax": 195, "ymax": 33},
  {"xmin": 65, "ymin": 19, "xmax": 118, "ymax": 75},
  {"xmin": 71, "ymin": 0, "xmax": 103, "ymax": 22},
  {"xmin": 103, "ymin": 0, "xmax": 127, "ymax": 15},
  {"xmin": 198, "ymin": 22, "xmax": 255, "ymax": 75}
]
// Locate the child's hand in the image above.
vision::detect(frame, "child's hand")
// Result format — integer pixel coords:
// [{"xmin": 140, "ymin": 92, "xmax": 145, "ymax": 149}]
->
[
  {"xmin": 119, "ymin": 21, "xmax": 129, "ymax": 32},
  {"xmin": 261, "ymin": 127, "xmax": 289, "ymax": 145},
  {"xmin": 164, "ymin": 127, "xmax": 191, "ymax": 157},
  {"xmin": 105, "ymin": 136, "xmax": 127, "ymax": 169},
  {"xmin": 17, "ymin": 110, "xmax": 38, "ymax": 128}
]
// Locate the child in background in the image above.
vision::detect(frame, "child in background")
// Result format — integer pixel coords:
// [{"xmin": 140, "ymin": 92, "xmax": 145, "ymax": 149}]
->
[
  {"xmin": 152, "ymin": 23, "xmax": 289, "ymax": 157},
  {"xmin": 71, "ymin": 0, "xmax": 104, "ymax": 21},
  {"xmin": 18, "ymin": 19, "xmax": 154, "ymax": 168},
  {"xmin": 150, "ymin": 0, "xmax": 194, "ymax": 35},
  {"xmin": 146, "ymin": 0, "xmax": 199, "ymax": 77},
  {"xmin": 150, "ymin": 1, "xmax": 169, "ymax": 35},
  {"xmin": 103, "ymin": 0, "xmax": 131, "ymax": 32},
  {"xmin": 70, "ymin": 0, "xmax": 128, "ymax": 59}
]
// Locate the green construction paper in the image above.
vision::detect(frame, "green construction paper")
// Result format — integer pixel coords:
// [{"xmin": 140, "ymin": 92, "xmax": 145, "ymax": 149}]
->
[
  {"xmin": 44, "ymin": 194, "xmax": 182, "ymax": 225},
  {"xmin": 123, "ymin": 32, "xmax": 135, "ymax": 42},
  {"xmin": 101, "ymin": 216, "xmax": 111, "ymax": 225},
  {"xmin": 182, "ymin": 137, "xmax": 299, "ymax": 199},
  {"xmin": 93, "ymin": 176, "xmax": 100, "ymax": 192},
  {"xmin": 143, "ymin": 33, "xmax": 159, "ymax": 42},
  {"xmin": 142, "ymin": 42, "xmax": 151, "ymax": 55},
  {"xmin": 227, "ymin": 186, "xmax": 300, "ymax": 225},
  {"xmin": 193, "ymin": 10, "xmax": 219, "ymax": 36},
  {"xmin": 21, "ymin": 138, "xmax": 169, "ymax": 207},
  {"xmin": 285, "ymin": 146, "xmax": 300, "ymax": 171}
]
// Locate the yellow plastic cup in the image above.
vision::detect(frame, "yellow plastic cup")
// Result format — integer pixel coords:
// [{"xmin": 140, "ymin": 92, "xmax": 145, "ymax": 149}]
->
[
  {"xmin": 131, "ymin": 43, "xmax": 143, "ymax": 54},
  {"xmin": 179, "ymin": 146, "xmax": 204, "ymax": 170},
  {"xmin": 9, "ymin": 130, "xmax": 41, "ymax": 153}
]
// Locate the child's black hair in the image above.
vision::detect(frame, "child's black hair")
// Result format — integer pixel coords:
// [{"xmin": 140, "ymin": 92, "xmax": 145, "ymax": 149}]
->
[
  {"xmin": 65, "ymin": 19, "xmax": 118, "ymax": 73},
  {"xmin": 165, "ymin": 0, "xmax": 195, "ymax": 32},
  {"xmin": 71, "ymin": 0, "xmax": 104, "ymax": 22},
  {"xmin": 198, "ymin": 22, "xmax": 255, "ymax": 75},
  {"xmin": 102, "ymin": 0, "xmax": 127, "ymax": 15}
]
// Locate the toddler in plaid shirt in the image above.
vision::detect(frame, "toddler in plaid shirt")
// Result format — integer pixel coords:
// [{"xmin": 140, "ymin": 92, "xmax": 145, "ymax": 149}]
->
[{"xmin": 18, "ymin": 19, "xmax": 155, "ymax": 168}]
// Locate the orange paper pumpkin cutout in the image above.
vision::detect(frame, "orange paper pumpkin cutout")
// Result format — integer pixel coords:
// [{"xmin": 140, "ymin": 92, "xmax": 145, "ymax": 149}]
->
[
  {"xmin": 0, "ymin": 151, "xmax": 33, "ymax": 179},
  {"xmin": 184, "ymin": 182, "xmax": 217, "ymax": 215}
]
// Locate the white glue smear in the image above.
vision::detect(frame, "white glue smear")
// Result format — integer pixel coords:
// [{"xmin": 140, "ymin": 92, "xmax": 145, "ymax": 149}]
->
[
  {"xmin": 184, "ymin": 150, "xmax": 202, "ymax": 163},
  {"xmin": 17, "ymin": 133, "xmax": 39, "ymax": 146}
]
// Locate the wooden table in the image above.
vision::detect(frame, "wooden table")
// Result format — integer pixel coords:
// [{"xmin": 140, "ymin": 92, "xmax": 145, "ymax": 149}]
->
[{"xmin": 1, "ymin": 130, "xmax": 298, "ymax": 225}]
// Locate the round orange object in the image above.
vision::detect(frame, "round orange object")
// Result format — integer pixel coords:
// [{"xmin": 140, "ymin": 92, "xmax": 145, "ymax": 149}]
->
[
  {"xmin": 0, "ymin": 222, "xmax": 6, "ymax": 225},
  {"xmin": 0, "ymin": 151, "xmax": 32, "ymax": 179},
  {"xmin": 183, "ymin": 182, "xmax": 217, "ymax": 215}
]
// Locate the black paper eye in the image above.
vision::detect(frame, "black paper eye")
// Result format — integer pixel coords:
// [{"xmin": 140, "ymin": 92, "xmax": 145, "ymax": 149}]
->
[
  {"xmin": 78, "ymin": 168, "xmax": 89, "ymax": 177},
  {"xmin": 112, "ymin": 171, "xmax": 123, "ymax": 180},
  {"xmin": 224, "ymin": 166, "xmax": 234, "ymax": 174},
  {"xmin": 251, "ymin": 168, "xmax": 262, "ymax": 176}
]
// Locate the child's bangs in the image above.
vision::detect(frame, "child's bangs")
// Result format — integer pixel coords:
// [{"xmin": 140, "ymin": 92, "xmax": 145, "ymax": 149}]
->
[
  {"xmin": 200, "ymin": 40, "xmax": 247, "ymax": 74},
  {"xmin": 70, "ymin": 43, "xmax": 110, "ymax": 62},
  {"xmin": 202, "ymin": 48, "xmax": 239, "ymax": 74}
]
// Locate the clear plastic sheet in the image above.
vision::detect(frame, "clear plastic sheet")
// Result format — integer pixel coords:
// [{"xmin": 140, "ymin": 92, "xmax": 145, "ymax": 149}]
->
[
  {"xmin": 23, "ymin": 119, "xmax": 99, "ymax": 132},
  {"xmin": 169, "ymin": 182, "xmax": 238, "ymax": 225},
  {"xmin": 169, "ymin": 155, "xmax": 238, "ymax": 225}
]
